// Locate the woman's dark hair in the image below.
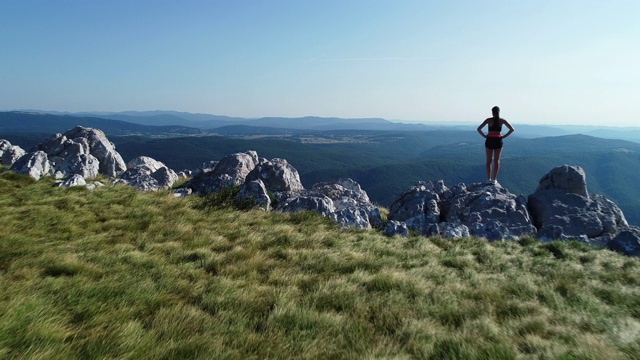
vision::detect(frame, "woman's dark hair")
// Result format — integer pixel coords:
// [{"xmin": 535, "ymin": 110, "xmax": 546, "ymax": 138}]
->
[{"xmin": 491, "ymin": 106, "xmax": 500, "ymax": 118}]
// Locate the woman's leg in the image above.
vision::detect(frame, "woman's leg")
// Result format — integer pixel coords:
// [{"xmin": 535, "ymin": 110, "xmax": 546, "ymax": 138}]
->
[
  {"xmin": 492, "ymin": 147, "xmax": 503, "ymax": 181},
  {"xmin": 485, "ymin": 147, "xmax": 493, "ymax": 180}
]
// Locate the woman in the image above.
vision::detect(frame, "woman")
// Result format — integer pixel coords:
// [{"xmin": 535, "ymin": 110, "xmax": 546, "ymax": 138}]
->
[{"xmin": 477, "ymin": 106, "xmax": 514, "ymax": 184}]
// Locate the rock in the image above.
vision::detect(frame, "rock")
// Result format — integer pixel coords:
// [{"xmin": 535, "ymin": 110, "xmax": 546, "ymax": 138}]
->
[
  {"xmin": 236, "ymin": 179, "xmax": 271, "ymax": 210},
  {"xmin": 281, "ymin": 196, "xmax": 336, "ymax": 216},
  {"xmin": 193, "ymin": 161, "xmax": 219, "ymax": 176},
  {"xmin": 212, "ymin": 151, "xmax": 259, "ymax": 184},
  {"xmin": 384, "ymin": 220, "xmax": 409, "ymax": 237},
  {"xmin": 246, "ymin": 158, "xmax": 304, "ymax": 194},
  {"xmin": 86, "ymin": 181, "xmax": 105, "ymax": 191},
  {"xmin": 185, "ymin": 151, "xmax": 259, "ymax": 195},
  {"xmin": 11, "ymin": 126, "xmax": 126, "ymax": 180},
  {"xmin": 118, "ymin": 156, "xmax": 178, "ymax": 191},
  {"xmin": 388, "ymin": 182, "xmax": 441, "ymax": 233},
  {"xmin": 436, "ymin": 221, "xmax": 471, "ymax": 239},
  {"xmin": 49, "ymin": 153, "xmax": 100, "ymax": 179},
  {"xmin": 535, "ymin": 165, "xmax": 589, "ymax": 198},
  {"xmin": 528, "ymin": 165, "xmax": 627, "ymax": 240},
  {"xmin": 172, "ymin": 188, "xmax": 193, "ymax": 197},
  {"xmin": 368, "ymin": 207, "xmax": 385, "ymax": 230},
  {"xmin": 312, "ymin": 178, "xmax": 370, "ymax": 209},
  {"xmin": 0, "ymin": 140, "xmax": 26, "ymax": 166},
  {"xmin": 11, "ymin": 151, "xmax": 51, "ymax": 180},
  {"xmin": 55, "ymin": 174, "xmax": 87, "ymax": 187},
  {"xmin": 608, "ymin": 227, "xmax": 640, "ymax": 257},
  {"xmin": 389, "ymin": 180, "xmax": 536, "ymax": 240},
  {"xmin": 126, "ymin": 156, "xmax": 166, "ymax": 172},
  {"xmin": 446, "ymin": 183, "xmax": 536, "ymax": 240},
  {"xmin": 329, "ymin": 207, "xmax": 371, "ymax": 229},
  {"xmin": 62, "ymin": 126, "xmax": 126, "ymax": 177},
  {"xmin": 278, "ymin": 177, "xmax": 380, "ymax": 229},
  {"xmin": 177, "ymin": 170, "xmax": 192, "ymax": 178}
]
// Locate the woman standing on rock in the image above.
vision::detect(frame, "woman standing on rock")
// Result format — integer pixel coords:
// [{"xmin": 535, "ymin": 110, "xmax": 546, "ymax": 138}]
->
[{"xmin": 477, "ymin": 106, "xmax": 514, "ymax": 184}]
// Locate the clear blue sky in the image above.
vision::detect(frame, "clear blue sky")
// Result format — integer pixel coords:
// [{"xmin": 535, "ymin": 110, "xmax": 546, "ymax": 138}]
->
[{"xmin": 1, "ymin": 0, "xmax": 638, "ymax": 126}]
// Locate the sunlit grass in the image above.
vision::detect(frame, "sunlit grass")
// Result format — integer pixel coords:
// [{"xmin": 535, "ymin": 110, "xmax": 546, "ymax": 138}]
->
[{"xmin": 1, "ymin": 172, "xmax": 639, "ymax": 359}]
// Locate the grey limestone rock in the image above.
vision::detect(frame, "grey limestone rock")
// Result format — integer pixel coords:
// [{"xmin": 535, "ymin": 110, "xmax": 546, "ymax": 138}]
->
[
  {"xmin": 305, "ymin": 178, "xmax": 379, "ymax": 229},
  {"xmin": 11, "ymin": 151, "xmax": 52, "ymax": 180},
  {"xmin": 281, "ymin": 196, "xmax": 336, "ymax": 217},
  {"xmin": 185, "ymin": 151, "xmax": 258, "ymax": 195},
  {"xmin": 11, "ymin": 126, "xmax": 126, "ymax": 180},
  {"xmin": 446, "ymin": 182, "xmax": 536, "ymax": 240},
  {"xmin": 55, "ymin": 174, "xmax": 87, "ymax": 187},
  {"xmin": 388, "ymin": 182, "xmax": 441, "ymax": 233},
  {"xmin": 528, "ymin": 165, "xmax": 627, "ymax": 240},
  {"xmin": 246, "ymin": 158, "xmax": 304, "ymax": 194},
  {"xmin": 118, "ymin": 156, "xmax": 178, "ymax": 191},
  {"xmin": 535, "ymin": 165, "xmax": 589, "ymax": 198},
  {"xmin": 384, "ymin": 220, "xmax": 409, "ymax": 237},
  {"xmin": 0, "ymin": 140, "xmax": 26, "ymax": 166},
  {"xmin": 236, "ymin": 179, "xmax": 271, "ymax": 210},
  {"xmin": 389, "ymin": 180, "xmax": 535, "ymax": 240},
  {"xmin": 608, "ymin": 227, "xmax": 640, "ymax": 257}
]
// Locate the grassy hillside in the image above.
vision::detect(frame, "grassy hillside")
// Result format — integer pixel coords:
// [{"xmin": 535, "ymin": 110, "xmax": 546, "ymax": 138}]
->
[{"xmin": 1, "ymin": 171, "xmax": 639, "ymax": 359}]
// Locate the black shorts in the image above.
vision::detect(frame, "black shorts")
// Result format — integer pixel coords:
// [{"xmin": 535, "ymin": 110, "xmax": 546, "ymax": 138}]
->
[{"xmin": 485, "ymin": 137, "xmax": 503, "ymax": 149}]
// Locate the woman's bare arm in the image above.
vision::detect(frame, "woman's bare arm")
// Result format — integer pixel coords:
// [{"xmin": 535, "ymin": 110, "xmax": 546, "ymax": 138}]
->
[
  {"xmin": 501, "ymin": 119, "xmax": 515, "ymax": 138},
  {"xmin": 477, "ymin": 120, "xmax": 488, "ymax": 138}
]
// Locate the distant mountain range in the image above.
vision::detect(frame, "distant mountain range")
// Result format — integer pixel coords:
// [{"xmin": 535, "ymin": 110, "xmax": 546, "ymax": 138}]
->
[{"xmin": 7, "ymin": 110, "xmax": 640, "ymax": 142}]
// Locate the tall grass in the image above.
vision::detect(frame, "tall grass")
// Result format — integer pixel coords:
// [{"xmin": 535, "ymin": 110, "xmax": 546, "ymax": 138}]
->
[{"xmin": 1, "ymin": 172, "xmax": 639, "ymax": 359}]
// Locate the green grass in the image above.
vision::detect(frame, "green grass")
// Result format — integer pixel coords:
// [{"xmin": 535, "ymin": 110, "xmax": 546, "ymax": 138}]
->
[{"xmin": 1, "ymin": 172, "xmax": 639, "ymax": 359}]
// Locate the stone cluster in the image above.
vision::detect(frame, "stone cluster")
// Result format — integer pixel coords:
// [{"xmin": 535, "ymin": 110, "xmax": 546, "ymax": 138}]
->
[{"xmin": 2, "ymin": 127, "xmax": 639, "ymax": 256}]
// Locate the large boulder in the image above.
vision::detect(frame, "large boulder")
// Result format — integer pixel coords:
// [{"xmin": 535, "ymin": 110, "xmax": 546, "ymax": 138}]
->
[
  {"xmin": 62, "ymin": 127, "xmax": 127, "ymax": 177},
  {"xmin": 282, "ymin": 178, "xmax": 381, "ymax": 230},
  {"xmin": 0, "ymin": 140, "xmax": 26, "ymax": 166},
  {"xmin": 312, "ymin": 178, "xmax": 371, "ymax": 209},
  {"xmin": 535, "ymin": 165, "xmax": 589, "ymax": 198},
  {"xmin": 116, "ymin": 156, "xmax": 179, "ymax": 191},
  {"xmin": 281, "ymin": 195, "xmax": 336, "ymax": 216},
  {"xmin": 10, "ymin": 151, "xmax": 51, "ymax": 180},
  {"xmin": 246, "ymin": 158, "xmax": 304, "ymax": 194},
  {"xmin": 445, "ymin": 183, "xmax": 536, "ymax": 240},
  {"xmin": 185, "ymin": 151, "xmax": 259, "ymax": 195},
  {"xmin": 236, "ymin": 179, "xmax": 271, "ymax": 210},
  {"xmin": 528, "ymin": 165, "xmax": 627, "ymax": 241},
  {"xmin": 10, "ymin": 126, "xmax": 126, "ymax": 180},
  {"xmin": 608, "ymin": 227, "xmax": 640, "ymax": 257},
  {"xmin": 389, "ymin": 180, "xmax": 536, "ymax": 240},
  {"xmin": 388, "ymin": 181, "xmax": 442, "ymax": 233}
]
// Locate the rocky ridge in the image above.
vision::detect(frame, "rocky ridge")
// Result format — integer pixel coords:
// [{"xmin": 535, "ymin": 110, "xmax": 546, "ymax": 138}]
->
[{"xmin": 2, "ymin": 127, "xmax": 639, "ymax": 256}]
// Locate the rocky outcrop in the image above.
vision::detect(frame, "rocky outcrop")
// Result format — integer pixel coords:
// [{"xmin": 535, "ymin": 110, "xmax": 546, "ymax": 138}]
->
[
  {"xmin": 115, "ymin": 156, "xmax": 179, "ymax": 191},
  {"xmin": 10, "ymin": 126, "xmax": 126, "ymax": 180},
  {"xmin": 281, "ymin": 195, "xmax": 336, "ymax": 216},
  {"xmin": 185, "ymin": 151, "xmax": 259, "ymax": 195},
  {"xmin": 0, "ymin": 140, "xmax": 26, "ymax": 166},
  {"xmin": 245, "ymin": 158, "xmax": 304, "ymax": 194},
  {"xmin": 528, "ymin": 165, "xmax": 628, "ymax": 243},
  {"xmin": 388, "ymin": 180, "xmax": 536, "ymax": 240},
  {"xmin": 609, "ymin": 228, "xmax": 640, "ymax": 257},
  {"xmin": 384, "ymin": 220, "xmax": 409, "ymax": 237},
  {"xmin": 236, "ymin": 179, "xmax": 271, "ymax": 210},
  {"xmin": 278, "ymin": 178, "xmax": 382, "ymax": 230}
]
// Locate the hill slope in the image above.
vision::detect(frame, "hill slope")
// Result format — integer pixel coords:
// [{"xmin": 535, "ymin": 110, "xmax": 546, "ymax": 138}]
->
[{"xmin": 1, "ymin": 172, "xmax": 639, "ymax": 359}]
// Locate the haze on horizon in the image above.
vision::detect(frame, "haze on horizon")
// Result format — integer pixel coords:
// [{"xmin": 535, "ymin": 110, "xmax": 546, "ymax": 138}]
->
[{"xmin": 1, "ymin": 0, "xmax": 638, "ymax": 127}]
